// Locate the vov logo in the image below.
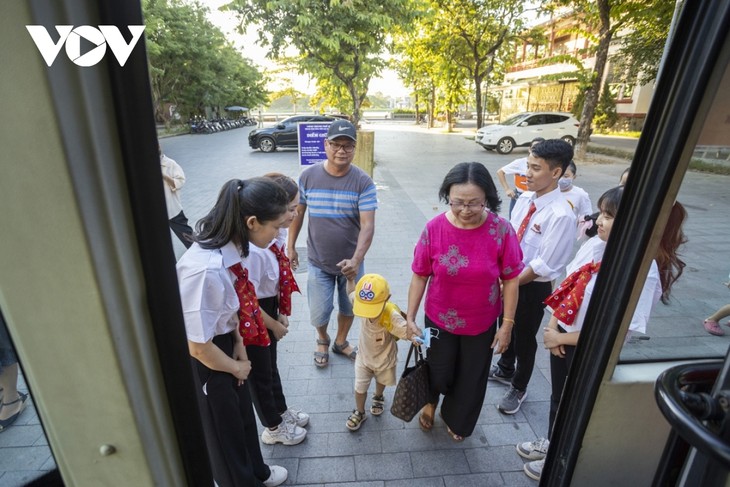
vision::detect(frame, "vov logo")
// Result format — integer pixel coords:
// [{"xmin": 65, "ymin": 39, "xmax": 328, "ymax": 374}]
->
[{"xmin": 26, "ymin": 25, "xmax": 145, "ymax": 67}]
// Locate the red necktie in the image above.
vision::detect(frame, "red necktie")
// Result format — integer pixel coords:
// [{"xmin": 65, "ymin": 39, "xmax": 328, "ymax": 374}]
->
[
  {"xmin": 516, "ymin": 202, "xmax": 537, "ymax": 242},
  {"xmin": 269, "ymin": 243, "xmax": 301, "ymax": 316},
  {"xmin": 229, "ymin": 262, "xmax": 270, "ymax": 347},
  {"xmin": 543, "ymin": 261, "xmax": 601, "ymax": 325}
]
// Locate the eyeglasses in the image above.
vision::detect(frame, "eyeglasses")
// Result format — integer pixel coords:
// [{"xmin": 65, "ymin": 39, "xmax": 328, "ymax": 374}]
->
[
  {"xmin": 449, "ymin": 202, "xmax": 486, "ymax": 211},
  {"xmin": 328, "ymin": 142, "xmax": 356, "ymax": 153}
]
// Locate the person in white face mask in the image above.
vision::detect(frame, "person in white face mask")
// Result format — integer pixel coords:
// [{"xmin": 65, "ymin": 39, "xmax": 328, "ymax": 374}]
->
[{"xmin": 558, "ymin": 161, "xmax": 592, "ymax": 222}]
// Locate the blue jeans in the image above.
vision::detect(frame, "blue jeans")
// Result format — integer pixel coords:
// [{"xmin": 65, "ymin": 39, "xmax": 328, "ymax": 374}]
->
[{"xmin": 307, "ymin": 263, "xmax": 364, "ymax": 327}]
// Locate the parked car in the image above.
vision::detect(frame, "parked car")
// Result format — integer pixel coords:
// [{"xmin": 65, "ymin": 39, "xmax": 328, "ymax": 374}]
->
[
  {"xmin": 474, "ymin": 112, "xmax": 579, "ymax": 154},
  {"xmin": 248, "ymin": 115, "xmax": 337, "ymax": 152}
]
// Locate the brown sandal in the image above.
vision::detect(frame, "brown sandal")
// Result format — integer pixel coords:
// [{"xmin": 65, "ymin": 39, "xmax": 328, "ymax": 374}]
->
[
  {"xmin": 419, "ymin": 406, "xmax": 434, "ymax": 431},
  {"xmin": 314, "ymin": 335, "xmax": 331, "ymax": 368}
]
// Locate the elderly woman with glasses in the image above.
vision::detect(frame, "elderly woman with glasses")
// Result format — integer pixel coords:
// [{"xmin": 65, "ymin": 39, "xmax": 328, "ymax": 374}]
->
[{"xmin": 406, "ymin": 162, "xmax": 523, "ymax": 441}]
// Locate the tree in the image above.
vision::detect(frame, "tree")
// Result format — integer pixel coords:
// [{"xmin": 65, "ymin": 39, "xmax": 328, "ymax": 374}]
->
[
  {"xmin": 549, "ymin": 0, "xmax": 675, "ymax": 158},
  {"xmin": 227, "ymin": 0, "xmax": 417, "ymax": 125},
  {"xmin": 612, "ymin": 0, "xmax": 675, "ymax": 84},
  {"xmin": 143, "ymin": 0, "xmax": 267, "ymax": 122},
  {"xmin": 593, "ymin": 81, "xmax": 618, "ymax": 132}
]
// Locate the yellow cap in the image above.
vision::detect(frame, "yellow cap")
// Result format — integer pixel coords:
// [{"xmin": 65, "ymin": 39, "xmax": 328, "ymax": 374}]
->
[{"xmin": 353, "ymin": 274, "xmax": 390, "ymax": 318}]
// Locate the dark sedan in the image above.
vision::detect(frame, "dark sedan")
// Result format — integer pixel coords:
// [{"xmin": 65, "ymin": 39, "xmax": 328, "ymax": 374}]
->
[{"xmin": 248, "ymin": 115, "xmax": 336, "ymax": 152}]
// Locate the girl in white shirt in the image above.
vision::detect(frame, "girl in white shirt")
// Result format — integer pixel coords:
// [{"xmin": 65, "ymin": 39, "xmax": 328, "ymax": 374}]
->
[
  {"xmin": 516, "ymin": 186, "xmax": 687, "ymax": 481},
  {"xmin": 245, "ymin": 173, "xmax": 310, "ymax": 446},
  {"xmin": 176, "ymin": 178, "xmax": 290, "ymax": 487}
]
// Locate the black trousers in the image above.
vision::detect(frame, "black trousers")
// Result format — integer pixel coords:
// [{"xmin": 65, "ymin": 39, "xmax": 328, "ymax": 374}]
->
[
  {"xmin": 169, "ymin": 210, "xmax": 193, "ymax": 248},
  {"xmin": 497, "ymin": 281, "xmax": 553, "ymax": 391},
  {"xmin": 548, "ymin": 329, "xmax": 576, "ymax": 438},
  {"xmin": 192, "ymin": 333, "xmax": 268, "ymax": 487},
  {"xmin": 425, "ymin": 316, "xmax": 496, "ymax": 437},
  {"xmin": 247, "ymin": 296, "xmax": 287, "ymax": 428}
]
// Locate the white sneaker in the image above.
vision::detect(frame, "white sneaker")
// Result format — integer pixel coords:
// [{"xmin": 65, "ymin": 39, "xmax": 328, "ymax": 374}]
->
[
  {"xmin": 263, "ymin": 465, "xmax": 288, "ymax": 487},
  {"xmin": 516, "ymin": 437, "xmax": 550, "ymax": 460},
  {"xmin": 261, "ymin": 421, "xmax": 307, "ymax": 445},
  {"xmin": 281, "ymin": 407, "xmax": 309, "ymax": 427}
]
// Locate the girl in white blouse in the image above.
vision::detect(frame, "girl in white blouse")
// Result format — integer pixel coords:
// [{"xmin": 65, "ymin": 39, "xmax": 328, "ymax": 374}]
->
[{"xmin": 176, "ymin": 178, "xmax": 291, "ymax": 487}]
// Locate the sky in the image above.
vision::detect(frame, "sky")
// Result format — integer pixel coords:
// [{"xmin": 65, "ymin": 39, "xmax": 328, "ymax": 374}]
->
[{"xmin": 201, "ymin": 0, "xmax": 410, "ymax": 98}]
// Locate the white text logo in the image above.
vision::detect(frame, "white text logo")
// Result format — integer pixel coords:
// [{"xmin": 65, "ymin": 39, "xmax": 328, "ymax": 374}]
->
[{"xmin": 26, "ymin": 25, "xmax": 145, "ymax": 67}]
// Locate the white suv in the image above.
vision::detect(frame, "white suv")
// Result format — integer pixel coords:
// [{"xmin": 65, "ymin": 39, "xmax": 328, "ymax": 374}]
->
[{"xmin": 475, "ymin": 112, "xmax": 579, "ymax": 154}]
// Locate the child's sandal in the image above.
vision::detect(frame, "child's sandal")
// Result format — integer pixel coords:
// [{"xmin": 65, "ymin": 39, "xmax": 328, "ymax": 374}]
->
[
  {"xmin": 346, "ymin": 410, "xmax": 367, "ymax": 431},
  {"xmin": 370, "ymin": 395, "xmax": 385, "ymax": 416}
]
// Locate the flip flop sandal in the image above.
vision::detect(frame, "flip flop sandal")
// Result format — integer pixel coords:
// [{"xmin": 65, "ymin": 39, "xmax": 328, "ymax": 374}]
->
[
  {"xmin": 0, "ymin": 392, "xmax": 28, "ymax": 433},
  {"xmin": 370, "ymin": 395, "xmax": 385, "ymax": 416},
  {"xmin": 419, "ymin": 407, "xmax": 434, "ymax": 431},
  {"xmin": 332, "ymin": 340, "xmax": 357, "ymax": 360},
  {"xmin": 446, "ymin": 426, "xmax": 464, "ymax": 442},
  {"xmin": 346, "ymin": 410, "xmax": 367, "ymax": 431},
  {"xmin": 314, "ymin": 335, "xmax": 331, "ymax": 367}
]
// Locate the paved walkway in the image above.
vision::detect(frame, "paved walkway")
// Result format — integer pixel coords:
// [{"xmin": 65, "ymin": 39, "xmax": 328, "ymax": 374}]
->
[{"xmin": 2, "ymin": 122, "xmax": 729, "ymax": 486}]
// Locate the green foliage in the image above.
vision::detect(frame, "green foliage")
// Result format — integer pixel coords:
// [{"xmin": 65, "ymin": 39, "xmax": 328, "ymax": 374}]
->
[
  {"xmin": 393, "ymin": 0, "xmax": 527, "ymax": 129},
  {"xmin": 612, "ymin": 0, "xmax": 674, "ymax": 84},
  {"xmin": 227, "ymin": 0, "xmax": 418, "ymax": 123},
  {"xmin": 142, "ymin": 0, "xmax": 267, "ymax": 122},
  {"xmin": 593, "ymin": 82, "xmax": 618, "ymax": 132}
]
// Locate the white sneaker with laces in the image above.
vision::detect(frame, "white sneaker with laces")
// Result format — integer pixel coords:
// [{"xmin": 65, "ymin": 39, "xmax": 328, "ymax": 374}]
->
[
  {"xmin": 261, "ymin": 420, "xmax": 307, "ymax": 445},
  {"xmin": 516, "ymin": 437, "xmax": 550, "ymax": 460},
  {"xmin": 281, "ymin": 407, "xmax": 309, "ymax": 427},
  {"xmin": 524, "ymin": 459, "xmax": 544, "ymax": 481},
  {"xmin": 263, "ymin": 465, "xmax": 288, "ymax": 487}
]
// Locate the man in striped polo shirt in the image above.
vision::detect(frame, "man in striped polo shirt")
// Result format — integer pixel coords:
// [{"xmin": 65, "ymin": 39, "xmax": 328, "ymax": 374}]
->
[{"xmin": 288, "ymin": 120, "xmax": 378, "ymax": 368}]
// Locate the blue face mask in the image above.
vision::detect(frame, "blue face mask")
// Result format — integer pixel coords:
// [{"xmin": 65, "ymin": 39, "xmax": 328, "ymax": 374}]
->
[{"xmin": 414, "ymin": 328, "xmax": 440, "ymax": 349}]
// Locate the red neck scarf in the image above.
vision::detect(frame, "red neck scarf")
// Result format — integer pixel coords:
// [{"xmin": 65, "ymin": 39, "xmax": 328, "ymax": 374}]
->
[
  {"xmin": 229, "ymin": 262, "xmax": 270, "ymax": 347},
  {"xmin": 544, "ymin": 261, "xmax": 601, "ymax": 326},
  {"xmin": 269, "ymin": 243, "xmax": 301, "ymax": 316}
]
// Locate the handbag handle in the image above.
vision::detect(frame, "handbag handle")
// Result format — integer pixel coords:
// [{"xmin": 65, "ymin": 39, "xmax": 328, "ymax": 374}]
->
[{"xmin": 405, "ymin": 342, "xmax": 424, "ymax": 367}]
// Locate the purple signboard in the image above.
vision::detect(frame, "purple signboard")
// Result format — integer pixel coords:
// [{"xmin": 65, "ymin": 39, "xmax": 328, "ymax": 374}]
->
[{"xmin": 298, "ymin": 122, "xmax": 331, "ymax": 167}]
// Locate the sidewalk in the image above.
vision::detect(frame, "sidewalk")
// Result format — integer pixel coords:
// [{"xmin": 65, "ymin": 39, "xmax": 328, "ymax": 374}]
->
[{"xmin": 2, "ymin": 122, "xmax": 728, "ymax": 486}]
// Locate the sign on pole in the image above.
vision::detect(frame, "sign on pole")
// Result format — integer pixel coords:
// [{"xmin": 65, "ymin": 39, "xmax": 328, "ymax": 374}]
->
[{"xmin": 298, "ymin": 122, "xmax": 331, "ymax": 167}]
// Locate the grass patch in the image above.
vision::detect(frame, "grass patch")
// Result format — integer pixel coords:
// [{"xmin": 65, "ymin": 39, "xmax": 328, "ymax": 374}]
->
[
  {"xmin": 157, "ymin": 124, "xmax": 190, "ymax": 137},
  {"xmin": 596, "ymin": 130, "xmax": 641, "ymax": 138},
  {"xmin": 586, "ymin": 144, "xmax": 633, "ymax": 160},
  {"xmin": 688, "ymin": 158, "xmax": 730, "ymax": 175}
]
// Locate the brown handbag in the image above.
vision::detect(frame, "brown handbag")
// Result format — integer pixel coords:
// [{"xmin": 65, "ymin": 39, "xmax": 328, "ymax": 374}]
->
[{"xmin": 390, "ymin": 343, "xmax": 430, "ymax": 422}]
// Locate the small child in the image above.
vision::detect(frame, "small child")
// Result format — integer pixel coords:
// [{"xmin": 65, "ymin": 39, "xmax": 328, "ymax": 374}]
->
[
  {"xmin": 345, "ymin": 274, "xmax": 421, "ymax": 431},
  {"xmin": 559, "ymin": 161, "xmax": 592, "ymax": 221}
]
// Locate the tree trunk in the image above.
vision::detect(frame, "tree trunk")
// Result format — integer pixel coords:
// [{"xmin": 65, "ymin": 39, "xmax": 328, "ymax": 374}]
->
[
  {"xmin": 475, "ymin": 73, "xmax": 484, "ymax": 129},
  {"xmin": 575, "ymin": 0, "xmax": 612, "ymax": 160}
]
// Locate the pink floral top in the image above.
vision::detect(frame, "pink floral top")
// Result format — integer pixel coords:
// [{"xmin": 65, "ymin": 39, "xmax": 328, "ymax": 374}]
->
[{"xmin": 412, "ymin": 212, "xmax": 524, "ymax": 335}]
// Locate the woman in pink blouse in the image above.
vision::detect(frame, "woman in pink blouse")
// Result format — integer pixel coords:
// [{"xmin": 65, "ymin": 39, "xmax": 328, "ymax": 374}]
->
[{"xmin": 407, "ymin": 162, "xmax": 524, "ymax": 441}]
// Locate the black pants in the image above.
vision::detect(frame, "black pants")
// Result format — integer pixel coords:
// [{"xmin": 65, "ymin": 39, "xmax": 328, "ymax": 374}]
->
[
  {"xmin": 169, "ymin": 210, "xmax": 193, "ymax": 248},
  {"xmin": 548, "ymin": 329, "xmax": 576, "ymax": 438},
  {"xmin": 192, "ymin": 333, "xmax": 268, "ymax": 487},
  {"xmin": 425, "ymin": 316, "xmax": 496, "ymax": 437},
  {"xmin": 247, "ymin": 296, "xmax": 287, "ymax": 428},
  {"xmin": 497, "ymin": 281, "xmax": 553, "ymax": 391}
]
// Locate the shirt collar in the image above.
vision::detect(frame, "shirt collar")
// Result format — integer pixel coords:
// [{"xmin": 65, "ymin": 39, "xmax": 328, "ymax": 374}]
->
[
  {"xmin": 530, "ymin": 187, "xmax": 562, "ymax": 211},
  {"xmin": 220, "ymin": 241, "xmax": 242, "ymax": 268}
]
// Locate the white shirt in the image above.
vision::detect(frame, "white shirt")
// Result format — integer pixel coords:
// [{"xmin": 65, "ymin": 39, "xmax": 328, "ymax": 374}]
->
[
  {"xmin": 176, "ymin": 241, "xmax": 241, "ymax": 343},
  {"xmin": 511, "ymin": 188, "xmax": 577, "ymax": 282},
  {"xmin": 500, "ymin": 157, "xmax": 528, "ymax": 191},
  {"xmin": 561, "ymin": 185, "xmax": 593, "ymax": 219},
  {"xmin": 247, "ymin": 229, "xmax": 288, "ymax": 299},
  {"xmin": 551, "ymin": 236, "xmax": 661, "ymax": 333},
  {"xmin": 161, "ymin": 154, "xmax": 186, "ymax": 219}
]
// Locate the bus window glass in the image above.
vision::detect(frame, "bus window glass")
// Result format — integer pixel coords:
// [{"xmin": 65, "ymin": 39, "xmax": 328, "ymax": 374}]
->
[{"xmin": 618, "ymin": 58, "xmax": 730, "ymax": 362}]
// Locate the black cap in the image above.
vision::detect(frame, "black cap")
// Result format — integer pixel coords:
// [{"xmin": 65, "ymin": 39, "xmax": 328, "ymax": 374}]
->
[{"xmin": 327, "ymin": 119, "xmax": 357, "ymax": 141}]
